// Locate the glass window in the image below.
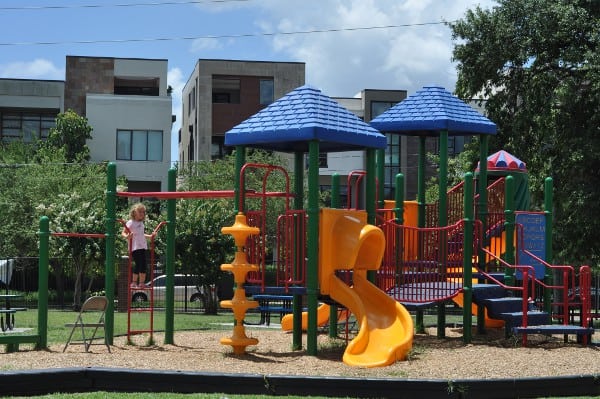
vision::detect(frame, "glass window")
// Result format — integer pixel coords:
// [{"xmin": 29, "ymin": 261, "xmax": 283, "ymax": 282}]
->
[
  {"xmin": 371, "ymin": 101, "xmax": 397, "ymax": 120},
  {"xmin": 259, "ymin": 79, "xmax": 274, "ymax": 105},
  {"xmin": 384, "ymin": 133, "xmax": 401, "ymax": 199},
  {"xmin": 0, "ymin": 111, "xmax": 57, "ymax": 142},
  {"xmin": 116, "ymin": 129, "xmax": 163, "ymax": 161},
  {"xmin": 147, "ymin": 131, "xmax": 163, "ymax": 161}
]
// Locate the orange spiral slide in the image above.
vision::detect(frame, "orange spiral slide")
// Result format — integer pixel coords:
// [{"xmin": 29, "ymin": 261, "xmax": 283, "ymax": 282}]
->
[{"xmin": 318, "ymin": 208, "xmax": 414, "ymax": 367}]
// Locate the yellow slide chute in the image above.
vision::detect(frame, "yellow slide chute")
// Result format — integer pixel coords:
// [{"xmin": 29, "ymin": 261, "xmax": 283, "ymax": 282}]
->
[{"xmin": 318, "ymin": 208, "xmax": 414, "ymax": 367}]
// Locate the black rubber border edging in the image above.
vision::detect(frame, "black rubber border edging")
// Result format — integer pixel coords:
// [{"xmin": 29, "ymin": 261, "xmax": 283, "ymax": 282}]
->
[{"xmin": 0, "ymin": 368, "xmax": 599, "ymax": 398}]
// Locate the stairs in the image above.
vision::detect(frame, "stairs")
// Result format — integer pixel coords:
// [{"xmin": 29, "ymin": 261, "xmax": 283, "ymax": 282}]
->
[{"xmin": 472, "ymin": 284, "xmax": 594, "ymax": 342}]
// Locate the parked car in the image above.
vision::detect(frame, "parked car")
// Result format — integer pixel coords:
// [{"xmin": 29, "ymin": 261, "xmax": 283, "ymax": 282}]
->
[{"xmin": 131, "ymin": 274, "xmax": 203, "ymax": 304}]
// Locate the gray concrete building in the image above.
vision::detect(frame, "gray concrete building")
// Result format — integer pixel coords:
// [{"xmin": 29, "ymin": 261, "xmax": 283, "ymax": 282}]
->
[
  {"xmin": 65, "ymin": 56, "xmax": 174, "ymax": 191},
  {"xmin": 179, "ymin": 59, "xmax": 305, "ymax": 166},
  {"xmin": 0, "ymin": 78, "xmax": 64, "ymax": 143}
]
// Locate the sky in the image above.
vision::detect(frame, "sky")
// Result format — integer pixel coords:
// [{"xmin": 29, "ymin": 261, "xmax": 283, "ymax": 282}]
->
[{"xmin": 0, "ymin": 0, "xmax": 497, "ymax": 163}]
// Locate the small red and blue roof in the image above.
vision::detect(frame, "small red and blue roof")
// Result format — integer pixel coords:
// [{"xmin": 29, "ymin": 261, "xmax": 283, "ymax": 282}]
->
[{"xmin": 477, "ymin": 150, "xmax": 527, "ymax": 172}]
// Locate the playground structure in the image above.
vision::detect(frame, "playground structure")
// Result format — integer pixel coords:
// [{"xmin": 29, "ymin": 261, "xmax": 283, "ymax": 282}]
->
[{"xmin": 1, "ymin": 84, "xmax": 594, "ymax": 369}]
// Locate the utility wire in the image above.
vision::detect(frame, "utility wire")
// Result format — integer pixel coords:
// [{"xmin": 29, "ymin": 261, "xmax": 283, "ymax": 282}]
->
[
  {"xmin": 0, "ymin": 22, "xmax": 449, "ymax": 47},
  {"xmin": 0, "ymin": 0, "xmax": 251, "ymax": 11}
]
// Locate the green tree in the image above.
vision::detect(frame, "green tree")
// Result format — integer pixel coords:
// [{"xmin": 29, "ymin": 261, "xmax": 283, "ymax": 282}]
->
[
  {"xmin": 175, "ymin": 149, "xmax": 292, "ymax": 313},
  {"xmin": 45, "ymin": 109, "xmax": 93, "ymax": 163},
  {"xmin": 450, "ymin": 0, "xmax": 600, "ymax": 266}
]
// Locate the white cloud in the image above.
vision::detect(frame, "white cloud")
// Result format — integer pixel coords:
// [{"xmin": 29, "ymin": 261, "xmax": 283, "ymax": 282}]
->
[
  {"xmin": 190, "ymin": 37, "xmax": 223, "ymax": 53},
  {"xmin": 0, "ymin": 58, "xmax": 64, "ymax": 80},
  {"xmin": 254, "ymin": 0, "xmax": 496, "ymax": 96}
]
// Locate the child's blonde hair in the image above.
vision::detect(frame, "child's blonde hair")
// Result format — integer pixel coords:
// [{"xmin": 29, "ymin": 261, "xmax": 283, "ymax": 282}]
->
[{"xmin": 129, "ymin": 203, "xmax": 146, "ymax": 219}]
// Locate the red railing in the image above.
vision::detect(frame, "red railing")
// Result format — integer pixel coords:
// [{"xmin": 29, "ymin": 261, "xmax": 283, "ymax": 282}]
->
[{"xmin": 377, "ymin": 219, "xmax": 476, "ymax": 303}]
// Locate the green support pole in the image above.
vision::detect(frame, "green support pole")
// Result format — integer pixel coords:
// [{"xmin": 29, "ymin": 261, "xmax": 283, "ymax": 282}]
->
[
  {"xmin": 543, "ymin": 177, "xmax": 553, "ymax": 313},
  {"xmin": 366, "ymin": 148, "xmax": 377, "ymax": 283},
  {"xmin": 437, "ymin": 130, "xmax": 448, "ymax": 338},
  {"xmin": 462, "ymin": 173, "xmax": 474, "ymax": 344},
  {"xmin": 504, "ymin": 176, "xmax": 516, "ymax": 287},
  {"xmin": 306, "ymin": 140, "xmax": 320, "ymax": 356},
  {"xmin": 105, "ymin": 162, "xmax": 116, "ymax": 344},
  {"xmin": 417, "ymin": 137, "xmax": 426, "ymax": 228},
  {"xmin": 376, "ymin": 148, "xmax": 385, "ymax": 209},
  {"xmin": 395, "ymin": 174, "xmax": 404, "ymax": 224},
  {"xmin": 328, "ymin": 173, "xmax": 340, "ymax": 337},
  {"xmin": 292, "ymin": 152, "xmax": 304, "ymax": 350},
  {"xmin": 476, "ymin": 135, "xmax": 488, "ymax": 334},
  {"xmin": 234, "ymin": 146, "xmax": 246, "ymax": 213},
  {"xmin": 416, "ymin": 136, "xmax": 426, "ymax": 333},
  {"xmin": 37, "ymin": 216, "xmax": 49, "ymax": 349},
  {"xmin": 164, "ymin": 167, "xmax": 177, "ymax": 344}
]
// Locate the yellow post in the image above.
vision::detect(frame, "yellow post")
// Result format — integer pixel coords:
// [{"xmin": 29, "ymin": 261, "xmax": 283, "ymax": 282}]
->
[{"xmin": 219, "ymin": 212, "xmax": 259, "ymax": 354}]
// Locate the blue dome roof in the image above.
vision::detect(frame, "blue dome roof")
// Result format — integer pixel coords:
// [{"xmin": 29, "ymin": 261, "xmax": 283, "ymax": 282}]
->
[
  {"xmin": 225, "ymin": 85, "xmax": 386, "ymax": 152},
  {"xmin": 370, "ymin": 85, "xmax": 497, "ymax": 136}
]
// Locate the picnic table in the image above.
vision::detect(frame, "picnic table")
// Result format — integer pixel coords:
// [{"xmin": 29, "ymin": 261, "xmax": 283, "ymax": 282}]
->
[
  {"xmin": 0, "ymin": 294, "xmax": 26, "ymax": 332},
  {"xmin": 252, "ymin": 294, "xmax": 293, "ymax": 326}
]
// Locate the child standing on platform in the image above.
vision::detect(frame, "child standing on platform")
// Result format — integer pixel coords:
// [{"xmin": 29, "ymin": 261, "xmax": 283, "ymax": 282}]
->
[{"xmin": 122, "ymin": 203, "xmax": 151, "ymax": 288}]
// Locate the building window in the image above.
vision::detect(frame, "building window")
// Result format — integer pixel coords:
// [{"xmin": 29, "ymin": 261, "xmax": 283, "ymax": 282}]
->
[
  {"xmin": 0, "ymin": 110, "xmax": 56, "ymax": 143},
  {"xmin": 318, "ymin": 152, "xmax": 328, "ymax": 168},
  {"xmin": 117, "ymin": 129, "xmax": 163, "ymax": 161},
  {"xmin": 114, "ymin": 77, "xmax": 159, "ymax": 96},
  {"xmin": 259, "ymin": 79, "xmax": 274, "ymax": 105},
  {"xmin": 370, "ymin": 101, "xmax": 397, "ymax": 120},
  {"xmin": 212, "ymin": 77, "xmax": 240, "ymax": 104},
  {"xmin": 384, "ymin": 133, "xmax": 401, "ymax": 199},
  {"xmin": 433, "ymin": 136, "xmax": 471, "ymax": 157}
]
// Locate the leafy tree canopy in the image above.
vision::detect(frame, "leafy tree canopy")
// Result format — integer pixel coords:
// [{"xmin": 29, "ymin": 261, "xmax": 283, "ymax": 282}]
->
[
  {"xmin": 44, "ymin": 109, "xmax": 93, "ymax": 163},
  {"xmin": 450, "ymin": 0, "xmax": 600, "ymax": 266}
]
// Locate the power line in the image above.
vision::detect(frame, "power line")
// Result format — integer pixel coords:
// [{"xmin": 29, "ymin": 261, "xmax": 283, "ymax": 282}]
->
[
  {"xmin": 0, "ymin": 0, "xmax": 251, "ymax": 11},
  {"xmin": 0, "ymin": 22, "xmax": 449, "ymax": 47}
]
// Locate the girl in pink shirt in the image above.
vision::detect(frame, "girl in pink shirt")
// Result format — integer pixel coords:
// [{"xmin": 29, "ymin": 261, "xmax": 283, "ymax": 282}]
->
[{"xmin": 122, "ymin": 203, "xmax": 151, "ymax": 288}]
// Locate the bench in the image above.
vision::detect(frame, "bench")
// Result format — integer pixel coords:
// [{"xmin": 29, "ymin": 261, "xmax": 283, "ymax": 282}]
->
[
  {"xmin": 0, "ymin": 307, "xmax": 27, "ymax": 332},
  {"xmin": 252, "ymin": 295, "xmax": 293, "ymax": 326}
]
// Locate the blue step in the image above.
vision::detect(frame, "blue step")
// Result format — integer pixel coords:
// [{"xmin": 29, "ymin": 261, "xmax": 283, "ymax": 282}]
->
[
  {"xmin": 500, "ymin": 311, "xmax": 551, "ymax": 330},
  {"xmin": 472, "ymin": 284, "xmax": 507, "ymax": 304},
  {"xmin": 482, "ymin": 297, "xmax": 523, "ymax": 318},
  {"xmin": 512, "ymin": 324, "xmax": 595, "ymax": 336}
]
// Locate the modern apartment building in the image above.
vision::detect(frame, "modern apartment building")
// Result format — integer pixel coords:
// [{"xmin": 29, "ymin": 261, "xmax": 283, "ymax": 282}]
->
[
  {"xmin": 179, "ymin": 59, "xmax": 305, "ymax": 166},
  {"xmin": 0, "ymin": 78, "xmax": 64, "ymax": 143},
  {"xmin": 65, "ymin": 56, "xmax": 174, "ymax": 191}
]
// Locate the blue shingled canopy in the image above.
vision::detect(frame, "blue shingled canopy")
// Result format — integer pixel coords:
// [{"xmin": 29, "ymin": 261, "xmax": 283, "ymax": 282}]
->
[
  {"xmin": 369, "ymin": 85, "xmax": 497, "ymax": 136},
  {"xmin": 225, "ymin": 85, "xmax": 386, "ymax": 152}
]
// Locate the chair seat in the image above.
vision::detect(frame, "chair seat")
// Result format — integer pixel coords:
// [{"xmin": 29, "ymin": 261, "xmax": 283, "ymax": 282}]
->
[{"xmin": 63, "ymin": 296, "xmax": 111, "ymax": 353}]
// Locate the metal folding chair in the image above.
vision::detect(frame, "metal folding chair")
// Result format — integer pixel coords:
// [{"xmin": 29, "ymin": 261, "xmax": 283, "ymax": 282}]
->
[{"xmin": 63, "ymin": 296, "xmax": 111, "ymax": 353}]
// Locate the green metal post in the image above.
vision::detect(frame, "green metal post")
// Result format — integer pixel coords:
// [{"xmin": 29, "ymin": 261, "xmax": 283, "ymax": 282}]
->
[
  {"xmin": 417, "ymin": 137, "xmax": 426, "ymax": 228},
  {"xmin": 105, "ymin": 162, "xmax": 116, "ymax": 344},
  {"xmin": 476, "ymin": 135, "xmax": 488, "ymax": 334},
  {"xmin": 164, "ymin": 167, "xmax": 177, "ymax": 344},
  {"xmin": 416, "ymin": 136, "xmax": 426, "ymax": 332},
  {"xmin": 462, "ymin": 173, "xmax": 474, "ymax": 343},
  {"xmin": 543, "ymin": 177, "xmax": 553, "ymax": 313},
  {"xmin": 504, "ymin": 176, "xmax": 516, "ymax": 287},
  {"xmin": 395, "ymin": 174, "xmax": 404, "ymax": 224},
  {"xmin": 292, "ymin": 152, "xmax": 304, "ymax": 350},
  {"xmin": 437, "ymin": 130, "xmax": 448, "ymax": 338},
  {"xmin": 329, "ymin": 173, "xmax": 340, "ymax": 337},
  {"xmin": 366, "ymin": 148, "xmax": 377, "ymax": 283},
  {"xmin": 306, "ymin": 140, "xmax": 320, "ymax": 356},
  {"xmin": 234, "ymin": 146, "xmax": 246, "ymax": 213},
  {"xmin": 376, "ymin": 148, "xmax": 385, "ymax": 209},
  {"xmin": 37, "ymin": 216, "xmax": 49, "ymax": 349}
]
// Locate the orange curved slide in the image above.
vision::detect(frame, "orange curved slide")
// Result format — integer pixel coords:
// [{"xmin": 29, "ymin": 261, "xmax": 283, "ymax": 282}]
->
[
  {"xmin": 280, "ymin": 303, "xmax": 330, "ymax": 332},
  {"xmin": 330, "ymin": 272, "xmax": 413, "ymax": 368}
]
